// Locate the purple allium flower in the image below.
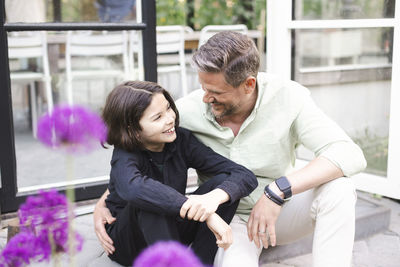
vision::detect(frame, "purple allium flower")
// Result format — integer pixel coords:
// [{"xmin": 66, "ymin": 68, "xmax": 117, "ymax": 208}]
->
[
  {"xmin": 37, "ymin": 104, "xmax": 107, "ymax": 154},
  {"xmin": 133, "ymin": 241, "xmax": 205, "ymax": 267},
  {"xmin": 0, "ymin": 232, "xmax": 38, "ymax": 267},
  {"xmin": 17, "ymin": 190, "xmax": 83, "ymax": 262},
  {"xmin": 19, "ymin": 189, "xmax": 68, "ymax": 228}
]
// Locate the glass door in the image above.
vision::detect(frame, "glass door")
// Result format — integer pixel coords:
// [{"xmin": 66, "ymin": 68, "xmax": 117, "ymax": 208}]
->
[{"xmin": 266, "ymin": 0, "xmax": 400, "ymax": 199}]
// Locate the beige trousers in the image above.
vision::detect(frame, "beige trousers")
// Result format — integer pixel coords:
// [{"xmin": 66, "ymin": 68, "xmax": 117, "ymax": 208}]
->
[{"xmin": 214, "ymin": 177, "xmax": 357, "ymax": 267}]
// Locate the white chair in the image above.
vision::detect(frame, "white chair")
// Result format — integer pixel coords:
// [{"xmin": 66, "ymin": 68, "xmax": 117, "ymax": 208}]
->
[
  {"xmin": 184, "ymin": 26, "xmax": 194, "ymax": 35},
  {"xmin": 65, "ymin": 31, "xmax": 129, "ymax": 104},
  {"xmin": 198, "ymin": 24, "xmax": 248, "ymax": 48},
  {"xmin": 8, "ymin": 32, "xmax": 53, "ymax": 137},
  {"xmin": 156, "ymin": 25, "xmax": 188, "ymax": 97},
  {"xmin": 128, "ymin": 30, "xmax": 144, "ymax": 81}
]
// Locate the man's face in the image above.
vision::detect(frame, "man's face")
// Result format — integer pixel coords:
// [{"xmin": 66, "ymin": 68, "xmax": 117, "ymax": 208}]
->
[{"xmin": 198, "ymin": 72, "xmax": 245, "ymax": 120}]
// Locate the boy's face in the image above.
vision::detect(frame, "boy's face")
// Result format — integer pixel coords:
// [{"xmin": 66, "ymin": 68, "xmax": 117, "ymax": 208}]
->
[{"xmin": 138, "ymin": 93, "xmax": 177, "ymax": 152}]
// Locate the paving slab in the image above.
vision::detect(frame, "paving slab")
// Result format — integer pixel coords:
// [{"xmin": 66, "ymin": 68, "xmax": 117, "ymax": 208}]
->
[{"xmin": 0, "ymin": 192, "xmax": 398, "ymax": 267}]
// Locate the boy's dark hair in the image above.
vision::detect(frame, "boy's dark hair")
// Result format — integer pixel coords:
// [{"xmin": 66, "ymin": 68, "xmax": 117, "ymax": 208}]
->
[{"xmin": 102, "ymin": 81, "xmax": 179, "ymax": 151}]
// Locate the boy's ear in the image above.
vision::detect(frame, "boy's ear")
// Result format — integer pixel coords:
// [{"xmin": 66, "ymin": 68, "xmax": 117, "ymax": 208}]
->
[{"xmin": 128, "ymin": 126, "xmax": 140, "ymax": 139}]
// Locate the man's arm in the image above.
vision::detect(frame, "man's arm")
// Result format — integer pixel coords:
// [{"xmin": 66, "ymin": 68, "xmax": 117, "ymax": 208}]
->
[
  {"xmin": 93, "ymin": 189, "xmax": 115, "ymax": 255},
  {"xmin": 247, "ymin": 156, "xmax": 343, "ymax": 248},
  {"xmin": 248, "ymin": 92, "xmax": 366, "ymax": 249}
]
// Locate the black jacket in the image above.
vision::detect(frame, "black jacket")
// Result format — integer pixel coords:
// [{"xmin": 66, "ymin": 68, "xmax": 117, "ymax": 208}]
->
[{"xmin": 106, "ymin": 127, "xmax": 257, "ymax": 217}]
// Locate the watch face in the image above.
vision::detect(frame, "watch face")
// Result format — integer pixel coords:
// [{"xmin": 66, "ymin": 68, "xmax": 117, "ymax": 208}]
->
[
  {"xmin": 276, "ymin": 176, "xmax": 290, "ymax": 190},
  {"xmin": 276, "ymin": 176, "xmax": 292, "ymax": 199}
]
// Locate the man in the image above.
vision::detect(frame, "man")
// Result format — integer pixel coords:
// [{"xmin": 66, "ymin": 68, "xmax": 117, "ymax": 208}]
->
[{"xmin": 94, "ymin": 31, "xmax": 366, "ymax": 267}]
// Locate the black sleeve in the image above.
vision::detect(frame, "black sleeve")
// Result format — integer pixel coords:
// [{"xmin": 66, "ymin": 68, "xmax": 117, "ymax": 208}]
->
[
  {"xmin": 184, "ymin": 130, "xmax": 258, "ymax": 204},
  {"xmin": 111, "ymin": 151, "xmax": 187, "ymax": 215}
]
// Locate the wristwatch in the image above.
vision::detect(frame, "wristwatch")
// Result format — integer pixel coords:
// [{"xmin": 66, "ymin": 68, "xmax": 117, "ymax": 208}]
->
[{"xmin": 275, "ymin": 176, "xmax": 292, "ymax": 201}]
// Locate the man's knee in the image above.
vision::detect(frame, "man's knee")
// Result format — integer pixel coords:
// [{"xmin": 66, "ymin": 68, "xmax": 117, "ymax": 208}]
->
[
  {"xmin": 214, "ymin": 216, "xmax": 262, "ymax": 267},
  {"xmin": 215, "ymin": 248, "xmax": 259, "ymax": 267},
  {"xmin": 312, "ymin": 178, "xmax": 357, "ymax": 217}
]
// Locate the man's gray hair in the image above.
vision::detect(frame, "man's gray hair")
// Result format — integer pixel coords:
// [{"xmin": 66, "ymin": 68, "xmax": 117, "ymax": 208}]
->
[{"xmin": 192, "ymin": 31, "xmax": 260, "ymax": 88}]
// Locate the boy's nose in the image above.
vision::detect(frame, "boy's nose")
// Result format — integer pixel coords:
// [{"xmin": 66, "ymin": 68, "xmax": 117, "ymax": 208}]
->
[{"xmin": 167, "ymin": 114, "xmax": 175, "ymax": 124}]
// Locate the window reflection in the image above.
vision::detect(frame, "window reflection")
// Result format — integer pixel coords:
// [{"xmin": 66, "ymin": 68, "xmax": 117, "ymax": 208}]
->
[
  {"xmin": 5, "ymin": 0, "xmax": 46, "ymax": 22},
  {"xmin": 294, "ymin": 28, "xmax": 392, "ymax": 176},
  {"xmin": 5, "ymin": 0, "xmax": 137, "ymax": 23},
  {"xmin": 9, "ymin": 30, "xmax": 143, "ymax": 188},
  {"xmin": 295, "ymin": 28, "xmax": 393, "ymax": 69},
  {"xmin": 294, "ymin": 0, "xmax": 395, "ymax": 20}
]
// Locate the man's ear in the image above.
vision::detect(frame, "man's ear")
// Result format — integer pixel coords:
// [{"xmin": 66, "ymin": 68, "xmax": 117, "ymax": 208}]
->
[{"xmin": 244, "ymin": 76, "xmax": 257, "ymax": 94}]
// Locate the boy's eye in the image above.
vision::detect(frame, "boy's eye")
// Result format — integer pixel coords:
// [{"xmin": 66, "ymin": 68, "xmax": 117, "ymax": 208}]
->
[{"xmin": 154, "ymin": 115, "xmax": 161, "ymax": 121}]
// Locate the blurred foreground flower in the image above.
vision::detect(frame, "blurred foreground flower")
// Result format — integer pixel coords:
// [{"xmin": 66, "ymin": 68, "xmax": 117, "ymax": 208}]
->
[
  {"xmin": 0, "ymin": 232, "xmax": 37, "ymax": 267},
  {"xmin": 37, "ymin": 105, "xmax": 107, "ymax": 154},
  {"xmin": 0, "ymin": 105, "xmax": 104, "ymax": 266},
  {"xmin": 0, "ymin": 190, "xmax": 83, "ymax": 267},
  {"xmin": 133, "ymin": 241, "xmax": 205, "ymax": 267}
]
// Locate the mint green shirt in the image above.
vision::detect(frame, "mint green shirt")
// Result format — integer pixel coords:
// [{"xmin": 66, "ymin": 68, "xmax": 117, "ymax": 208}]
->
[{"xmin": 176, "ymin": 72, "xmax": 366, "ymax": 221}]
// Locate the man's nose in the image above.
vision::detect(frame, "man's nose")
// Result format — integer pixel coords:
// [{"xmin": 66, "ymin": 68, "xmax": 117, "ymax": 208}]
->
[{"xmin": 203, "ymin": 91, "xmax": 214, "ymax": 103}]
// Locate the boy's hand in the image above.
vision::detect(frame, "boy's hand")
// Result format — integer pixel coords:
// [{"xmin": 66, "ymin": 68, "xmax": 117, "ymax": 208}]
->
[
  {"xmin": 206, "ymin": 213, "xmax": 233, "ymax": 250},
  {"xmin": 180, "ymin": 189, "xmax": 229, "ymax": 222}
]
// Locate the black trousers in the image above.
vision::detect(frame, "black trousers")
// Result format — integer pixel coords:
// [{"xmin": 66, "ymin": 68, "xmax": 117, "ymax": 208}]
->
[{"xmin": 107, "ymin": 175, "xmax": 239, "ymax": 266}]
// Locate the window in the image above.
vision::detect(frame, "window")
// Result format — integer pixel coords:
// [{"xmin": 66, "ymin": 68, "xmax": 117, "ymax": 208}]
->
[
  {"xmin": 266, "ymin": 0, "xmax": 399, "ymax": 198},
  {"xmin": 0, "ymin": 0, "xmax": 157, "ymax": 213}
]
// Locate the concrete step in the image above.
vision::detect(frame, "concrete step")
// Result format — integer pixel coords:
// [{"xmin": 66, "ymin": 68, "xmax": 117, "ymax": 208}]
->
[{"xmin": 259, "ymin": 193, "xmax": 391, "ymax": 264}]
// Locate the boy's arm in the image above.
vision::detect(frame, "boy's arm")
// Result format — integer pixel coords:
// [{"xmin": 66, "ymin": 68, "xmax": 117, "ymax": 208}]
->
[
  {"xmin": 180, "ymin": 188, "xmax": 229, "ymax": 221},
  {"xmin": 184, "ymin": 130, "xmax": 258, "ymax": 204},
  {"xmin": 178, "ymin": 129, "xmax": 257, "ymax": 222},
  {"xmin": 206, "ymin": 213, "xmax": 233, "ymax": 250}
]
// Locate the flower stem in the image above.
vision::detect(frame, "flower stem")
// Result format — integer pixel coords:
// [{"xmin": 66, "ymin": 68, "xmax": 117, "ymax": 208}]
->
[{"xmin": 66, "ymin": 154, "xmax": 76, "ymax": 267}]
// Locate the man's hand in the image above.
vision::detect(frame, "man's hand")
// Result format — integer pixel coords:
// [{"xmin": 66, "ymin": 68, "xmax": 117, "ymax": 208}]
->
[
  {"xmin": 247, "ymin": 189, "xmax": 282, "ymax": 249},
  {"xmin": 206, "ymin": 213, "xmax": 233, "ymax": 250},
  {"xmin": 180, "ymin": 189, "xmax": 229, "ymax": 222},
  {"xmin": 93, "ymin": 201, "xmax": 116, "ymax": 255}
]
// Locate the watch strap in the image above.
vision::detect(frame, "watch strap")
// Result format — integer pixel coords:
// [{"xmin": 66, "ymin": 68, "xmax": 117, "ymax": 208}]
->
[{"xmin": 264, "ymin": 185, "xmax": 284, "ymax": 206}]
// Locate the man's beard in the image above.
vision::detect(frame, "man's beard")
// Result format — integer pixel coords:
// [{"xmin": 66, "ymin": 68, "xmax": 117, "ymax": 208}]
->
[{"xmin": 211, "ymin": 102, "xmax": 237, "ymax": 120}]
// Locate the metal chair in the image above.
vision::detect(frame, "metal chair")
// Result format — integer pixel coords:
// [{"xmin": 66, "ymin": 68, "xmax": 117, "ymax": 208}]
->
[
  {"xmin": 8, "ymin": 32, "xmax": 53, "ymax": 137},
  {"xmin": 65, "ymin": 31, "xmax": 129, "ymax": 104},
  {"xmin": 198, "ymin": 24, "xmax": 248, "ymax": 48},
  {"xmin": 156, "ymin": 25, "xmax": 188, "ymax": 97}
]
